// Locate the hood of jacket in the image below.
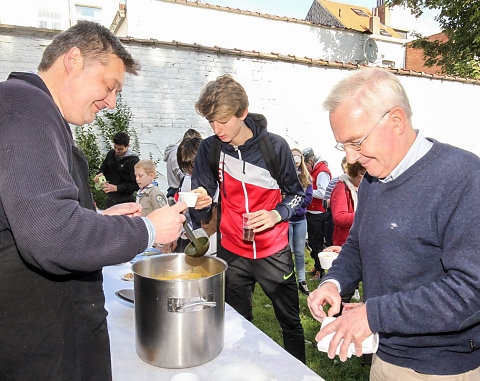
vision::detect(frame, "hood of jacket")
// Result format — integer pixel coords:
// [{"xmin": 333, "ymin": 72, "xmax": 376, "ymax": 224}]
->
[
  {"xmin": 217, "ymin": 113, "xmax": 268, "ymax": 154},
  {"xmin": 163, "ymin": 143, "xmax": 178, "ymax": 162}
]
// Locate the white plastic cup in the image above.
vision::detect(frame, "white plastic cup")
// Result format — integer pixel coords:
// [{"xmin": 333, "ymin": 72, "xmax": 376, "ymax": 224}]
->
[
  {"xmin": 316, "ymin": 317, "xmax": 379, "ymax": 358},
  {"xmin": 318, "ymin": 251, "xmax": 339, "ymax": 270},
  {"xmin": 178, "ymin": 192, "xmax": 199, "ymax": 207}
]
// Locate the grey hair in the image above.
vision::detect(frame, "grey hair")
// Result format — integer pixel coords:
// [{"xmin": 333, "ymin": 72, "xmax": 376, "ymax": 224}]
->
[{"xmin": 323, "ymin": 68, "xmax": 412, "ymax": 122}]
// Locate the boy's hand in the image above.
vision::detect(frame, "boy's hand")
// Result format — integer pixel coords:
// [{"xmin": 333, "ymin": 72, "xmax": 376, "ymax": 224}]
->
[
  {"xmin": 103, "ymin": 183, "xmax": 117, "ymax": 193},
  {"xmin": 191, "ymin": 187, "xmax": 212, "ymax": 209},
  {"xmin": 248, "ymin": 210, "xmax": 280, "ymax": 233},
  {"xmin": 94, "ymin": 173, "xmax": 104, "ymax": 183}
]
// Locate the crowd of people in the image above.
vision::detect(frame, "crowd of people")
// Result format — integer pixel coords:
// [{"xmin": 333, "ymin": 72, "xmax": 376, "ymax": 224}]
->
[{"xmin": 1, "ymin": 20, "xmax": 479, "ymax": 381}]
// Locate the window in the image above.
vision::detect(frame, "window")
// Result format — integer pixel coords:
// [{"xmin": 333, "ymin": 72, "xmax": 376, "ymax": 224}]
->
[
  {"xmin": 351, "ymin": 8, "xmax": 369, "ymax": 17},
  {"xmin": 382, "ymin": 60, "xmax": 395, "ymax": 69},
  {"xmin": 75, "ymin": 5, "xmax": 101, "ymax": 22},
  {"xmin": 37, "ymin": 7, "xmax": 61, "ymax": 30}
]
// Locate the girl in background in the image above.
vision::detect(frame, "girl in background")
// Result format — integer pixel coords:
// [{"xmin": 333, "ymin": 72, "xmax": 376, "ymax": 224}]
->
[{"xmin": 289, "ymin": 148, "xmax": 313, "ymax": 295}]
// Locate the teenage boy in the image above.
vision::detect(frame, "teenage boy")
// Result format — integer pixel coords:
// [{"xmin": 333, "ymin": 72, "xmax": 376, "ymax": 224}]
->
[
  {"xmin": 191, "ymin": 74, "xmax": 306, "ymax": 363},
  {"xmin": 95, "ymin": 131, "xmax": 139, "ymax": 207}
]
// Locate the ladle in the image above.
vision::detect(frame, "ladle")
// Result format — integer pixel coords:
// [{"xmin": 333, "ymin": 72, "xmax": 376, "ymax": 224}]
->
[{"xmin": 183, "ymin": 221, "xmax": 210, "ymax": 257}]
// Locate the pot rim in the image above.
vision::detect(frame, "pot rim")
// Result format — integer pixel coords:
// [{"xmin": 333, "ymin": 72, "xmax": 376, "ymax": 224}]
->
[{"xmin": 132, "ymin": 253, "xmax": 228, "ymax": 282}]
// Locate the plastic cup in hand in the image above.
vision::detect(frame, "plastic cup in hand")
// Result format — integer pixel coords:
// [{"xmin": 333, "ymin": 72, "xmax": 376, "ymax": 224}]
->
[
  {"xmin": 242, "ymin": 213, "xmax": 254, "ymax": 241},
  {"xmin": 178, "ymin": 192, "xmax": 199, "ymax": 207}
]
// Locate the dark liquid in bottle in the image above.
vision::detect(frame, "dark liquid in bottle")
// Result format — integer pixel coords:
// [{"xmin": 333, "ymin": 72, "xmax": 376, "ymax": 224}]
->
[{"xmin": 243, "ymin": 227, "xmax": 255, "ymax": 241}]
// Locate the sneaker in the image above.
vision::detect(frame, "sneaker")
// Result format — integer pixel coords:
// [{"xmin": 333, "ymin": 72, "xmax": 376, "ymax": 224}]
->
[
  {"xmin": 307, "ymin": 266, "xmax": 317, "ymax": 275},
  {"xmin": 311, "ymin": 271, "xmax": 323, "ymax": 282},
  {"xmin": 298, "ymin": 281, "xmax": 310, "ymax": 295}
]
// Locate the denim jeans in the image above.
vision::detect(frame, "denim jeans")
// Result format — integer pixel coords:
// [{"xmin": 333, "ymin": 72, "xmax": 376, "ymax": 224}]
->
[{"xmin": 288, "ymin": 219, "xmax": 307, "ymax": 282}]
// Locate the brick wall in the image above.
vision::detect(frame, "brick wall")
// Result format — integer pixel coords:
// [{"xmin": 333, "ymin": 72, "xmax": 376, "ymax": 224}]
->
[
  {"xmin": 405, "ymin": 32, "xmax": 448, "ymax": 75},
  {"xmin": 1, "ymin": 26, "xmax": 479, "ymax": 191}
]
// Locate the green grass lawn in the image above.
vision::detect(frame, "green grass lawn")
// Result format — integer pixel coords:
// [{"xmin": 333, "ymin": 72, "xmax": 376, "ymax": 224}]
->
[{"xmin": 250, "ymin": 252, "xmax": 370, "ymax": 381}]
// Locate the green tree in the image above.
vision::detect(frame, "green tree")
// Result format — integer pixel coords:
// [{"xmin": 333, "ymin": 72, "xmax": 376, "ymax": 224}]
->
[
  {"xmin": 74, "ymin": 123, "xmax": 106, "ymax": 208},
  {"xmin": 387, "ymin": 0, "xmax": 480, "ymax": 79}
]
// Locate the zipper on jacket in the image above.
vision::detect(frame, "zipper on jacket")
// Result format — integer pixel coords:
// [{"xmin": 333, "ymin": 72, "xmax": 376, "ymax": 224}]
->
[{"xmin": 235, "ymin": 147, "xmax": 257, "ymax": 258}]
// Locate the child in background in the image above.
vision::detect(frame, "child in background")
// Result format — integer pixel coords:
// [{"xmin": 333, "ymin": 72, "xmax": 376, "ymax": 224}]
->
[
  {"xmin": 134, "ymin": 160, "xmax": 167, "ymax": 216},
  {"xmin": 135, "ymin": 160, "xmax": 171, "ymax": 252},
  {"xmin": 176, "ymin": 137, "xmax": 217, "ymax": 256}
]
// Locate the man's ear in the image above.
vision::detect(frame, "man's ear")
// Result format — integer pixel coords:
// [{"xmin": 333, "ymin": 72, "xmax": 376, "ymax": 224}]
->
[
  {"xmin": 390, "ymin": 107, "xmax": 407, "ymax": 135},
  {"xmin": 63, "ymin": 47, "xmax": 83, "ymax": 74},
  {"xmin": 240, "ymin": 108, "xmax": 249, "ymax": 120}
]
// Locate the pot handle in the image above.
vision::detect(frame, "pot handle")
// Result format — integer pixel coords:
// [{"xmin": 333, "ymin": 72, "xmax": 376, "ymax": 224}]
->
[{"xmin": 170, "ymin": 301, "xmax": 217, "ymax": 313}]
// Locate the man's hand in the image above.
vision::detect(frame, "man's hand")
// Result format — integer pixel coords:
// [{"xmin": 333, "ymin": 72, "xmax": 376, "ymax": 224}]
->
[
  {"xmin": 146, "ymin": 203, "xmax": 187, "ymax": 244},
  {"xmin": 248, "ymin": 210, "xmax": 279, "ymax": 233},
  {"xmin": 102, "ymin": 202, "xmax": 142, "ymax": 217},
  {"xmin": 102, "ymin": 183, "xmax": 117, "ymax": 193},
  {"xmin": 315, "ymin": 303, "xmax": 372, "ymax": 362},
  {"xmin": 191, "ymin": 187, "xmax": 212, "ymax": 209},
  {"xmin": 161, "ymin": 240, "xmax": 177, "ymax": 253},
  {"xmin": 323, "ymin": 245, "xmax": 342, "ymax": 254},
  {"xmin": 307, "ymin": 282, "xmax": 342, "ymax": 322}
]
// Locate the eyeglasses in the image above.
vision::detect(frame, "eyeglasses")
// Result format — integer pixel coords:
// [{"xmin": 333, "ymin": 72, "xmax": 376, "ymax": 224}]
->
[{"xmin": 334, "ymin": 110, "xmax": 391, "ymax": 152}]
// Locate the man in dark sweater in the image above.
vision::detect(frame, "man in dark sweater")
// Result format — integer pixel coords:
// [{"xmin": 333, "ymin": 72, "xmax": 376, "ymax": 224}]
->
[
  {"xmin": 0, "ymin": 22, "xmax": 186, "ymax": 380},
  {"xmin": 308, "ymin": 68, "xmax": 480, "ymax": 379},
  {"xmin": 95, "ymin": 132, "xmax": 139, "ymax": 207}
]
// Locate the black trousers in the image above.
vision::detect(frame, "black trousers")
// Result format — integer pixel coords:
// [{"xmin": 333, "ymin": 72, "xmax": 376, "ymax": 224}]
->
[
  {"xmin": 105, "ymin": 193, "xmax": 135, "ymax": 208},
  {"xmin": 306, "ymin": 212, "xmax": 331, "ymax": 271},
  {"xmin": 218, "ymin": 245, "xmax": 306, "ymax": 363}
]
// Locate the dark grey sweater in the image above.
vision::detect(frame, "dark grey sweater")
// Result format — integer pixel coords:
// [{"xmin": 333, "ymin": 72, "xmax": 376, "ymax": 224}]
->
[
  {"xmin": 0, "ymin": 72, "xmax": 149, "ymax": 274},
  {"xmin": 0, "ymin": 72, "xmax": 151, "ymax": 379},
  {"xmin": 325, "ymin": 140, "xmax": 480, "ymax": 375}
]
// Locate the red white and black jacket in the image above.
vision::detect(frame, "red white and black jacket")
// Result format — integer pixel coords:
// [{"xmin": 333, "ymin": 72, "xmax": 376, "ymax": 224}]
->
[{"xmin": 191, "ymin": 114, "xmax": 304, "ymax": 259}]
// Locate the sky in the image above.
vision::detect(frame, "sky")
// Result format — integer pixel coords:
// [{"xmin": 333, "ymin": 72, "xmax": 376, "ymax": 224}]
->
[{"xmin": 201, "ymin": 0, "xmax": 441, "ymax": 38}]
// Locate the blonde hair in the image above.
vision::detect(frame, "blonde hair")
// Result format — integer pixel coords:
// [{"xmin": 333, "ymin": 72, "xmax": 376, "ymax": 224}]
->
[
  {"xmin": 291, "ymin": 148, "xmax": 312, "ymax": 189},
  {"xmin": 323, "ymin": 68, "xmax": 412, "ymax": 123},
  {"xmin": 195, "ymin": 74, "xmax": 249, "ymax": 122},
  {"xmin": 135, "ymin": 159, "xmax": 156, "ymax": 175}
]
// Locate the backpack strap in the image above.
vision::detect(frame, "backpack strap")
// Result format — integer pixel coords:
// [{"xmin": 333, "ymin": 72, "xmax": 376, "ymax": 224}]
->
[
  {"xmin": 209, "ymin": 137, "xmax": 222, "ymax": 184},
  {"xmin": 259, "ymin": 133, "xmax": 283, "ymax": 192},
  {"xmin": 342, "ymin": 180, "xmax": 349, "ymax": 197}
]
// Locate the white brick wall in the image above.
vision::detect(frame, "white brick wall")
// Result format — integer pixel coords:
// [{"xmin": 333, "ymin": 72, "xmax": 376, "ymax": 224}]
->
[{"xmin": 1, "ymin": 26, "xmax": 480, "ymax": 191}]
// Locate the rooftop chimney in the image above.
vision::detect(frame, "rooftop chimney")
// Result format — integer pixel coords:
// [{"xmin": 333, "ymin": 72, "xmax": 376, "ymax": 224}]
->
[
  {"xmin": 369, "ymin": 9, "xmax": 380, "ymax": 35},
  {"xmin": 376, "ymin": 2, "xmax": 391, "ymax": 26}
]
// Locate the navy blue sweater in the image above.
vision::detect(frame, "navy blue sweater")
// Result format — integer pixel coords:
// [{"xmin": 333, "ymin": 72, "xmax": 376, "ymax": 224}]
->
[{"xmin": 325, "ymin": 140, "xmax": 480, "ymax": 375}]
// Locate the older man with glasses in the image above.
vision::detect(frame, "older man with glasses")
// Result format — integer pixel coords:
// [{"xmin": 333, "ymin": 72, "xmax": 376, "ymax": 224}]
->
[{"xmin": 308, "ymin": 67, "xmax": 480, "ymax": 380}]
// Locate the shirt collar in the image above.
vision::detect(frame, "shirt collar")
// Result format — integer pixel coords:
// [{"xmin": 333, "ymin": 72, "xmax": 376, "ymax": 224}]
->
[{"xmin": 380, "ymin": 130, "xmax": 433, "ymax": 183}]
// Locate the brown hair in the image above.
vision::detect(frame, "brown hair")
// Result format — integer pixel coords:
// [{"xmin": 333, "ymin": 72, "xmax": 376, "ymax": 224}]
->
[
  {"xmin": 195, "ymin": 74, "xmax": 249, "ymax": 122},
  {"xmin": 291, "ymin": 148, "xmax": 312, "ymax": 189},
  {"xmin": 345, "ymin": 161, "xmax": 366, "ymax": 179},
  {"xmin": 38, "ymin": 21, "xmax": 140, "ymax": 75},
  {"xmin": 183, "ymin": 128, "xmax": 202, "ymax": 140},
  {"xmin": 135, "ymin": 160, "xmax": 156, "ymax": 175},
  {"xmin": 177, "ymin": 137, "xmax": 202, "ymax": 174}
]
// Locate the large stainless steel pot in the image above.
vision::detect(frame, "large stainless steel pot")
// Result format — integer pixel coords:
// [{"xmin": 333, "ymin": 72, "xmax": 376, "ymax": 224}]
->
[{"xmin": 132, "ymin": 254, "xmax": 227, "ymax": 368}]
